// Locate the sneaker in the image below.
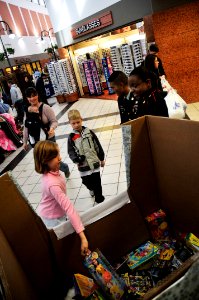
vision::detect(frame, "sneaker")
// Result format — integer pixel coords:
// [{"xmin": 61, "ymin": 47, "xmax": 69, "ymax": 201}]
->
[
  {"xmin": 89, "ymin": 190, "xmax": 95, "ymax": 197},
  {"xmin": 95, "ymin": 196, "xmax": 105, "ymax": 204}
]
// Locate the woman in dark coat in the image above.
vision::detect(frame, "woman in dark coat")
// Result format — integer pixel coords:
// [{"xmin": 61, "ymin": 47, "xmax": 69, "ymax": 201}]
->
[{"xmin": 144, "ymin": 54, "xmax": 163, "ymax": 92}]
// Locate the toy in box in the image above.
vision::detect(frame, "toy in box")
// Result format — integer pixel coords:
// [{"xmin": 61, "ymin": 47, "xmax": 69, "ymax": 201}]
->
[
  {"xmin": 145, "ymin": 209, "xmax": 170, "ymax": 241},
  {"xmin": 185, "ymin": 233, "xmax": 199, "ymax": 252},
  {"xmin": 127, "ymin": 241, "xmax": 159, "ymax": 270},
  {"xmin": 84, "ymin": 249, "xmax": 126, "ymax": 300},
  {"xmin": 74, "ymin": 274, "xmax": 97, "ymax": 298}
]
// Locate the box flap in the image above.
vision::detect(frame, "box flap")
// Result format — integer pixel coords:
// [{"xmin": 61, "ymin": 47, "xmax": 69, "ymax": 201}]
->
[
  {"xmin": 147, "ymin": 116, "xmax": 199, "ymax": 235},
  {"xmin": 0, "ymin": 173, "xmax": 64, "ymax": 299},
  {"xmin": 0, "ymin": 228, "xmax": 36, "ymax": 300},
  {"xmin": 128, "ymin": 116, "xmax": 160, "ymax": 214}
]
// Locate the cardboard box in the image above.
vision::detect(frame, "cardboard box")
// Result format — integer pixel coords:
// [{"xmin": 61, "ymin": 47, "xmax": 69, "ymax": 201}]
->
[{"xmin": 0, "ymin": 116, "xmax": 199, "ymax": 299}]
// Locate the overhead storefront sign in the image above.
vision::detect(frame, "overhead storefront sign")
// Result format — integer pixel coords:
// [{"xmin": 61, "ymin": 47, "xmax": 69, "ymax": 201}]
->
[
  {"xmin": 71, "ymin": 11, "xmax": 113, "ymax": 39},
  {"xmin": 14, "ymin": 57, "xmax": 32, "ymax": 64}
]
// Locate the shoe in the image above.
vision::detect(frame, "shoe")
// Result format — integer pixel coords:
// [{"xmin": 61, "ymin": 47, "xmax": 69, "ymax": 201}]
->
[
  {"xmin": 89, "ymin": 190, "xmax": 95, "ymax": 197},
  {"xmin": 95, "ymin": 196, "xmax": 105, "ymax": 204}
]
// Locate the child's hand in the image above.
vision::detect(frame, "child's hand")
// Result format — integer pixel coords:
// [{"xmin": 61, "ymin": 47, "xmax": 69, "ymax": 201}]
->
[
  {"xmin": 79, "ymin": 231, "xmax": 89, "ymax": 256},
  {"xmin": 81, "ymin": 238, "xmax": 89, "ymax": 256},
  {"xmin": 100, "ymin": 160, "xmax": 105, "ymax": 167}
]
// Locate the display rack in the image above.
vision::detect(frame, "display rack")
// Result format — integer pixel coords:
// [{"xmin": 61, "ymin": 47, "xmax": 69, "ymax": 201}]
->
[
  {"xmin": 120, "ymin": 44, "xmax": 134, "ymax": 76},
  {"xmin": 47, "ymin": 62, "xmax": 61, "ymax": 95},
  {"xmin": 110, "ymin": 46, "xmax": 123, "ymax": 72},
  {"xmin": 47, "ymin": 59, "xmax": 78, "ymax": 96},
  {"xmin": 132, "ymin": 40, "xmax": 144, "ymax": 67},
  {"xmin": 140, "ymin": 39, "xmax": 147, "ymax": 58},
  {"xmin": 83, "ymin": 59, "xmax": 103, "ymax": 96},
  {"xmin": 102, "ymin": 57, "xmax": 114, "ymax": 94}
]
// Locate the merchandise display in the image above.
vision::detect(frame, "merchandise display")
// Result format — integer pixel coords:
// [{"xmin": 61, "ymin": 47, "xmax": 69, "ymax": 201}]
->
[
  {"xmin": 83, "ymin": 59, "xmax": 103, "ymax": 96},
  {"xmin": 76, "ymin": 55, "xmax": 88, "ymax": 87},
  {"xmin": 102, "ymin": 57, "xmax": 114, "ymax": 94},
  {"xmin": 47, "ymin": 59, "xmax": 78, "ymax": 96},
  {"xmin": 132, "ymin": 40, "xmax": 144, "ymax": 67},
  {"xmin": 120, "ymin": 44, "xmax": 134, "ymax": 76},
  {"xmin": 76, "ymin": 51, "xmax": 103, "ymax": 88},
  {"xmin": 110, "ymin": 46, "xmax": 123, "ymax": 72}
]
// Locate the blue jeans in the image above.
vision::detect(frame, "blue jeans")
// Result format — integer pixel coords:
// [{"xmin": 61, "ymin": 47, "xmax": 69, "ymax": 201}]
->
[{"xmin": 41, "ymin": 216, "xmax": 66, "ymax": 229}]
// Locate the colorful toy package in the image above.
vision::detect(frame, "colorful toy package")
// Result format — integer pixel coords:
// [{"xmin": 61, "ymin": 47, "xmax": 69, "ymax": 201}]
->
[
  {"xmin": 74, "ymin": 274, "xmax": 97, "ymax": 298},
  {"xmin": 145, "ymin": 209, "xmax": 170, "ymax": 241},
  {"xmin": 127, "ymin": 241, "xmax": 159, "ymax": 270},
  {"xmin": 121, "ymin": 272, "xmax": 153, "ymax": 297},
  {"xmin": 86, "ymin": 290, "xmax": 106, "ymax": 300},
  {"xmin": 84, "ymin": 249, "xmax": 126, "ymax": 300},
  {"xmin": 185, "ymin": 233, "xmax": 199, "ymax": 251}
]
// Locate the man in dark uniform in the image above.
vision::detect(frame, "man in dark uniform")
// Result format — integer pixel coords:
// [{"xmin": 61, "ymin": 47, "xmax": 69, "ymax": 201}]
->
[{"xmin": 108, "ymin": 71, "xmax": 134, "ymax": 124}]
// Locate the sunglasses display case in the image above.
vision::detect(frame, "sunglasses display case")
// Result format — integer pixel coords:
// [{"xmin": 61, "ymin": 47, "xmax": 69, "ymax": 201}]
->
[
  {"xmin": 110, "ymin": 46, "xmax": 123, "ymax": 72},
  {"xmin": 120, "ymin": 43, "xmax": 135, "ymax": 76},
  {"xmin": 47, "ymin": 59, "xmax": 78, "ymax": 96},
  {"xmin": 83, "ymin": 59, "xmax": 103, "ymax": 96},
  {"xmin": 102, "ymin": 57, "xmax": 114, "ymax": 95},
  {"xmin": 132, "ymin": 40, "xmax": 144, "ymax": 67}
]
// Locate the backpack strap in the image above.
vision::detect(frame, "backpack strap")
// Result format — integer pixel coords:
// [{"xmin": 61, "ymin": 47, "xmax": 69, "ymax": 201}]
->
[
  {"xmin": 38, "ymin": 103, "xmax": 44, "ymax": 118},
  {"xmin": 38, "ymin": 103, "xmax": 49, "ymax": 138}
]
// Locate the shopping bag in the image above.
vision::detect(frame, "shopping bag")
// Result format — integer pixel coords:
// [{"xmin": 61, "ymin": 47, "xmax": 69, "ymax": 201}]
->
[
  {"xmin": 164, "ymin": 90, "xmax": 186, "ymax": 119},
  {"xmin": 160, "ymin": 76, "xmax": 172, "ymax": 93}
]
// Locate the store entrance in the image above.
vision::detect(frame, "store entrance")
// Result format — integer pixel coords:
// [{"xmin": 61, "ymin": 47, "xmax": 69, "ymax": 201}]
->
[{"xmin": 69, "ymin": 21, "xmax": 147, "ymax": 100}]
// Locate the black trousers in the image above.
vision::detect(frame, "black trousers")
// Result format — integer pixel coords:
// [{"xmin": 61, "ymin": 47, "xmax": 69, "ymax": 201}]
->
[
  {"xmin": 15, "ymin": 99, "xmax": 24, "ymax": 124},
  {"xmin": 82, "ymin": 172, "xmax": 104, "ymax": 203}
]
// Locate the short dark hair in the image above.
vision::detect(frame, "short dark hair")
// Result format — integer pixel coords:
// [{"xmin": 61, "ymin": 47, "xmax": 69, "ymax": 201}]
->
[
  {"xmin": 8, "ymin": 80, "xmax": 14, "ymax": 85},
  {"xmin": 129, "ymin": 66, "xmax": 158, "ymax": 89},
  {"xmin": 108, "ymin": 71, "xmax": 128, "ymax": 86},
  {"xmin": 149, "ymin": 44, "xmax": 159, "ymax": 53},
  {"xmin": 25, "ymin": 87, "xmax": 38, "ymax": 98},
  {"xmin": 34, "ymin": 140, "xmax": 59, "ymax": 174}
]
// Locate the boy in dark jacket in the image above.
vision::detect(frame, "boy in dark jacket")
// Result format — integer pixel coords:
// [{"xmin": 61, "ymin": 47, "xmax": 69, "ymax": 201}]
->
[
  {"xmin": 68, "ymin": 109, "xmax": 105, "ymax": 203},
  {"xmin": 108, "ymin": 71, "xmax": 134, "ymax": 124}
]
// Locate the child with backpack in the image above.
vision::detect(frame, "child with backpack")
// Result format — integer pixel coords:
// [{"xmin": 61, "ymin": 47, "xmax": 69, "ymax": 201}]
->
[
  {"xmin": 68, "ymin": 110, "xmax": 105, "ymax": 204},
  {"xmin": 33, "ymin": 140, "xmax": 88, "ymax": 255}
]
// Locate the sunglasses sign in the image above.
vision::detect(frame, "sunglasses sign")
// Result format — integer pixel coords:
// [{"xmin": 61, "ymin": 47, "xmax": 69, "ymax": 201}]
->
[{"xmin": 71, "ymin": 11, "xmax": 113, "ymax": 39}]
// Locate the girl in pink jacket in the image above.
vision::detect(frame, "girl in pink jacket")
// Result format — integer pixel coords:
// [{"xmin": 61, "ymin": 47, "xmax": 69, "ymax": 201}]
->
[{"xmin": 33, "ymin": 140, "xmax": 88, "ymax": 255}]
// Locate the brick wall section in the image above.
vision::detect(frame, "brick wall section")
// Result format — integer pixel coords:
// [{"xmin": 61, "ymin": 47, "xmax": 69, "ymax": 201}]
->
[{"xmin": 152, "ymin": 1, "xmax": 199, "ymax": 103}]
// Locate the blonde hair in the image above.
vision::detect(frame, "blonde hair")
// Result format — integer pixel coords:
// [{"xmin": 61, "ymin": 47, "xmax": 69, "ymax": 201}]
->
[
  {"xmin": 68, "ymin": 109, "xmax": 82, "ymax": 121},
  {"xmin": 34, "ymin": 140, "xmax": 59, "ymax": 174}
]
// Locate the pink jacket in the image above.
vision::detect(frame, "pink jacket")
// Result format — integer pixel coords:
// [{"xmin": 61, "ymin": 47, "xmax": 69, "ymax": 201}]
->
[
  {"xmin": 38, "ymin": 171, "xmax": 84, "ymax": 234},
  {"xmin": 0, "ymin": 113, "xmax": 19, "ymax": 151}
]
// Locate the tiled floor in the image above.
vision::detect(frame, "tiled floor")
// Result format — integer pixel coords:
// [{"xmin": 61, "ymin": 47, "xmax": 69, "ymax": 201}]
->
[
  {"xmin": 2, "ymin": 97, "xmax": 126, "ymax": 213},
  {"xmin": 1, "ymin": 98, "xmax": 199, "ymax": 215}
]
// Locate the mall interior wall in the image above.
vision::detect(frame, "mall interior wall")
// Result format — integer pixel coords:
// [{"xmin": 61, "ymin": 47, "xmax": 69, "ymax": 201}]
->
[
  {"xmin": 151, "ymin": 1, "xmax": 199, "ymax": 103},
  {"xmin": 0, "ymin": 0, "xmax": 54, "ymax": 67}
]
